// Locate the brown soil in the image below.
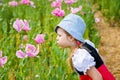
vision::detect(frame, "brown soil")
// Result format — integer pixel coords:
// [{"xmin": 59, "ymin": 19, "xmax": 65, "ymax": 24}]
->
[{"xmin": 94, "ymin": 11, "xmax": 120, "ymax": 80}]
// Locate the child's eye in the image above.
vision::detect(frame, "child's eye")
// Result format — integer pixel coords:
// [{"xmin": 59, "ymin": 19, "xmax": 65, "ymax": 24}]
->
[{"xmin": 59, "ymin": 35, "xmax": 61, "ymax": 37}]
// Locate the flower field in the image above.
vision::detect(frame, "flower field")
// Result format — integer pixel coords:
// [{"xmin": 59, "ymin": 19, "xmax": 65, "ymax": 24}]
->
[{"xmin": 0, "ymin": 0, "xmax": 119, "ymax": 80}]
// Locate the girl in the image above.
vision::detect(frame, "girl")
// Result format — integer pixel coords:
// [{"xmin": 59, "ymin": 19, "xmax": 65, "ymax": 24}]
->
[{"xmin": 55, "ymin": 14, "xmax": 115, "ymax": 80}]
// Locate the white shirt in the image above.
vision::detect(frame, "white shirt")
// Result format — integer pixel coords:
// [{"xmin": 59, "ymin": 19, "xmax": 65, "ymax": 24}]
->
[{"xmin": 72, "ymin": 48, "xmax": 96, "ymax": 75}]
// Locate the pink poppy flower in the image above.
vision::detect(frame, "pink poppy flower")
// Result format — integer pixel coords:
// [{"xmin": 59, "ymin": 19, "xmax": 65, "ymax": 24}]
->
[
  {"xmin": 29, "ymin": 1, "xmax": 36, "ymax": 8},
  {"xmin": 64, "ymin": 0, "xmax": 78, "ymax": 4},
  {"xmin": 34, "ymin": 34, "xmax": 44, "ymax": 44},
  {"xmin": 13, "ymin": 19, "xmax": 31, "ymax": 32},
  {"xmin": 71, "ymin": 5, "xmax": 82, "ymax": 14},
  {"xmin": 20, "ymin": 0, "xmax": 30, "ymax": 4},
  {"xmin": 0, "ymin": 51, "xmax": 7, "ymax": 68},
  {"xmin": 16, "ymin": 50, "xmax": 26, "ymax": 58},
  {"xmin": 22, "ymin": 20, "xmax": 31, "ymax": 31},
  {"xmin": 51, "ymin": 0, "xmax": 62, "ymax": 8},
  {"xmin": 8, "ymin": 1, "xmax": 18, "ymax": 7},
  {"xmin": 13, "ymin": 19, "xmax": 24, "ymax": 32},
  {"xmin": 16, "ymin": 44, "xmax": 40, "ymax": 58},
  {"xmin": 26, "ymin": 49, "xmax": 39, "ymax": 57},
  {"xmin": 52, "ymin": 8, "xmax": 65, "ymax": 17},
  {"xmin": 25, "ymin": 44, "xmax": 36, "ymax": 53},
  {"xmin": 26, "ymin": 44, "xmax": 40, "ymax": 57}
]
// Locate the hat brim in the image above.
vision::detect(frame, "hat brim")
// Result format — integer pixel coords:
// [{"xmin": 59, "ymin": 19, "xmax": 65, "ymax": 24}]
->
[{"xmin": 55, "ymin": 26, "xmax": 59, "ymax": 33}]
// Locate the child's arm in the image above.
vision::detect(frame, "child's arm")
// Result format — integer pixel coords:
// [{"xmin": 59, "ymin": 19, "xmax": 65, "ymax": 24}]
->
[{"xmin": 87, "ymin": 66, "xmax": 103, "ymax": 80}]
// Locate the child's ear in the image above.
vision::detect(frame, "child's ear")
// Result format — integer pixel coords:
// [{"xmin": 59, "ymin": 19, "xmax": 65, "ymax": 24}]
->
[{"xmin": 68, "ymin": 36, "xmax": 75, "ymax": 42}]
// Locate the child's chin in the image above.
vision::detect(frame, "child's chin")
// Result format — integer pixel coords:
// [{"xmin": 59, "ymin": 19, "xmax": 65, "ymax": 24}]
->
[
  {"xmin": 59, "ymin": 45, "xmax": 67, "ymax": 48},
  {"xmin": 57, "ymin": 44, "xmax": 68, "ymax": 48}
]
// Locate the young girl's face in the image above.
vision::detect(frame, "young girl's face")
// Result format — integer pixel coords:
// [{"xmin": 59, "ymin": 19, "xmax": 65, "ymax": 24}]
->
[{"xmin": 56, "ymin": 28, "xmax": 72, "ymax": 48}]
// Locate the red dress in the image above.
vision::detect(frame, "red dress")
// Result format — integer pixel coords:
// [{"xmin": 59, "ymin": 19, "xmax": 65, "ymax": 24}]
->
[
  {"xmin": 73, "ymin": 42, "xmax": 115, "ymax": 80},
  {"xmin": 80, "ymin": 64, "xmax": 115, "ymax": 80}
]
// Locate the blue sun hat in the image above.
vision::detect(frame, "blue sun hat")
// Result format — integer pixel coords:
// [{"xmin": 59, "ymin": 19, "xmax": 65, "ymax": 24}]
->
[{"xmin": 55, "ymin": 13, "xmax": 86, "ymax": 42}]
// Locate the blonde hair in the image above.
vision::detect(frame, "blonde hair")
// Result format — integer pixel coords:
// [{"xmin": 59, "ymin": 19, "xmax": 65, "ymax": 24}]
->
[{"xmin": 68, "ymin": 52, "xmax": 74, "ymax": 70}]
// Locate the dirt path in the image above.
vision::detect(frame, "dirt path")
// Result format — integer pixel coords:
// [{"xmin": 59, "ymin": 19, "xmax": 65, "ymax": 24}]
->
[{"xmin": 94, "ymin": 11, "xmax": 120, "ymax": 80}]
